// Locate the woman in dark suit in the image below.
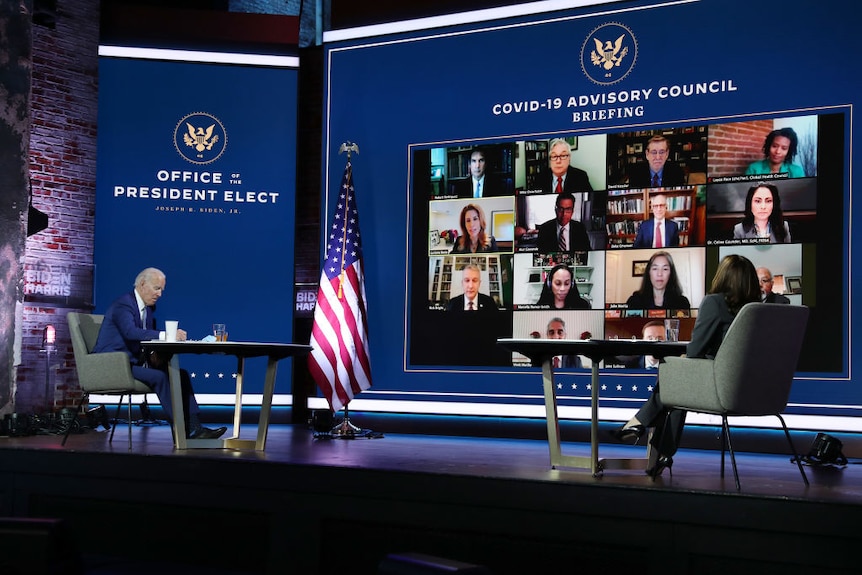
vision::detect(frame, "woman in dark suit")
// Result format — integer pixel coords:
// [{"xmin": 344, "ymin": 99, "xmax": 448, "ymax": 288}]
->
[
  {"xmin": 732, "ymin": 183, "xmax": 791, "ymax": 243},
  {"xmin": 450, "ymin": 203, "xmax": 498, "ymax": 254},
  {"xmin": 612, "ymin": 254, "xmax": 762, "ymax": 477},
  {"xmin": 625, "ymin": 250, "xmax": 690, "ymax": 310},
  {"xmin": 536, "ymin": 264, "xmax": 590, "ymax": 309}
]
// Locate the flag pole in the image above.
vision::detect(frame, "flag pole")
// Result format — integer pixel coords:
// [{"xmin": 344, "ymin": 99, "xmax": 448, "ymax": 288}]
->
[
  {"xmin": 330, "ymin": 404, "xmax": 362, "ymax": 437},
  {"xmin": 310, "ymin": 142, "xmax": 371, "ymax": 439}
]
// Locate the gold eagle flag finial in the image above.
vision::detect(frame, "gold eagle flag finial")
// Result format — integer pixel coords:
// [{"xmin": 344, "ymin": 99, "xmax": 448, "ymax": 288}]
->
[{"xmin": 338, "ymin": 141, "xmax": 360, "ymax": 161}]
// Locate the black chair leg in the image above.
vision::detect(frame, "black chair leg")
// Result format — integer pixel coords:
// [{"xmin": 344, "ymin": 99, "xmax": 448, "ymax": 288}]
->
[
  {"xmin": 777, "ymin": 413, "xmax": 809, "ymax": 486},
  {"xmin": 722, "ymin": 416, "xmax": 741, "ymax": 491},
  {"xmin": 126, "ymin": 395, "xmax": 133, "ymax": 451},
  {"xmin": 60, "ymin": 395, "xmax": 86, "ymax": 446},
  {"xmin": 109, "ymin": 395, "xmax": 123, "ymax": 444}
]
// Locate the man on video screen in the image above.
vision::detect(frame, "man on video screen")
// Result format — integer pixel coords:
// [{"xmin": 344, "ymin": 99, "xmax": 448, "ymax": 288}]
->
[
  {"xmin": 537, "ymin": 192, "xmax": 592, "ymax": 253},
  {"xmin": 454, "ymin": 147, "xmax": 507, "ymax": 198},
  {"xmin": 541, "ymin": 138, "xmax": 592, "ymax": 194},
  {"xmin": 627, "ymin": 135, "xmax": 686, "ymax": 188}
]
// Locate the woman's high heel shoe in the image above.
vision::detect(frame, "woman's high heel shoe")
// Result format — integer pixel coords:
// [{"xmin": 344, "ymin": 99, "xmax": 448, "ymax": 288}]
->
[
  {"xmin": 611, "ymin": 424, "xmax": 645, "ymax": 445},
  {"xmin": 646, "ymin": 455, "xmax": 673, "ymax": 480}
]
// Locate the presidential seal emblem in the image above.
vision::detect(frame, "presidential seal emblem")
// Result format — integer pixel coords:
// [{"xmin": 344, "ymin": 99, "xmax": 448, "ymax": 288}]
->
[
  {"xmin": 173, "ymin": 112, "xmax": 227, "ymax": 165},
  {"xmin": 580, "ymin": 23, "xmax": 638, "ymax": 86}
]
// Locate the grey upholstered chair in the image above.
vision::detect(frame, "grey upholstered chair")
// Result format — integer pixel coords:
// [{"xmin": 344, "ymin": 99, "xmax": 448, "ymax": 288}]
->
[
  {"xmin": 65, "ymin": 312, "xmax": 153, "ymax": 450},
  {"xmin": 658, "ymin": 303, "xmax": 810, "ymax": 490}
]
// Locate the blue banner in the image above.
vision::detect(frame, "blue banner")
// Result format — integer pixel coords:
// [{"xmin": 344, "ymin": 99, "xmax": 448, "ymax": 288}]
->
[
  {"xmin": 322, "ymin": 0, "xmax": 858, "ymax": 424},
  {"xmin": 95, "ymin": 55, "xmax": 298, "ymax": 399}
]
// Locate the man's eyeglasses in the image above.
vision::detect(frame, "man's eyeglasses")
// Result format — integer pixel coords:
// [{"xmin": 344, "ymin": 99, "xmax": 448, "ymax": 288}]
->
[
  {"xmin": 760, "ymin": 278, "xmax": 774, "ymax": 284},
  {"xmin": 651, "ymin": 203, "xmax": 667, "ymax": 208},
  {"xmin": 555, "ymin": 206, "xmax": 574, "ymax": 212},
  {"xmin": 647, "ymin": 149, "xmax": 668, "ymax": 157},
  {"xmin": 550, "ymin": 154, "xmax": 570, "ymax": 162}
]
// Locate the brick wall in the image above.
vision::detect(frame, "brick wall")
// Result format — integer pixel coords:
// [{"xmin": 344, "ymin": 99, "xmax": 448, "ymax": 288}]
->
[
  {"xmin": 18, "ymin": 0, "xmax": 100, "ymax": 415},
  {"xmin": 707, "ymin": 119, "xmax": 772, "ymax": 178}
]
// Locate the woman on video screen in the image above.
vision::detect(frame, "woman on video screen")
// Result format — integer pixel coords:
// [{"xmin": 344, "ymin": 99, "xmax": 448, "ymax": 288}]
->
[
  {"xmin": 744, "ymin": 127, "xmax": 805, "ymax": 178},
  {"xmin": 536, "ymin": 264, "xmax": 590, "ymax": 310},
  {"xmin": 625, "ymin": 250, "xmax": 690, "ymax": 310},
  {"xmin": 451, "ymin": 203, "xmax": 498, "ymax": 254},
  {"xmin": 732, "ymin": 183, "xmax": 791, "ymax": 243}
]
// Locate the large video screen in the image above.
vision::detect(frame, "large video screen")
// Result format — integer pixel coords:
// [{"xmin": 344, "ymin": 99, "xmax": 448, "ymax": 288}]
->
[{"xmin": 409, "ymin": 112, "xmax": 843, "ymax": 374}]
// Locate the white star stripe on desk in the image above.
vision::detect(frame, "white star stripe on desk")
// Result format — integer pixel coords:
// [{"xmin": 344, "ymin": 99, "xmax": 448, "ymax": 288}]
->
[
  {"xmin": 542, "ymin": 375, "xmax": 658, "ymax": 398},
  {"xmin": 190, "ymin": 371, "xmax": 239, "ymax": 380}
]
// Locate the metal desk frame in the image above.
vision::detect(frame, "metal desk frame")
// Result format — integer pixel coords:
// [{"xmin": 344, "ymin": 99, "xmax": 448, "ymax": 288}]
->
[
  {"xmin": 140, "ymin": 340, "xmax": 311, "ymax": 450},
  {"xmin": 497, "ymin": 338, "xmax": 687, "ymax": 476}
]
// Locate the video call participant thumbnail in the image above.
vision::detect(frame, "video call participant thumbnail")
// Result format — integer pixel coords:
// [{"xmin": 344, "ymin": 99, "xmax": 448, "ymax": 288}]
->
[
  {"xmin": 536, "ymin": 192, "xmax": 592, "ymax": 253},
  {"xmin": 450, "ymin": 203, "xmax": 500, "ymax": 254},
  {"xmin": 541, "ymin": 138, "xmax": 593, "ymax": 194},
  {"xmin": 536, "ymin": 264, "xmax": 590, "ymax": 310},
  {"xmin": 745, "ymin": 127, "xmax": 806, "ymax": 178},
  {"xmin": 627, "ymin": 135, "xmax": 686, "ymax": 188},
  {"xmin": 608, "ymin": 320, "xmax": 667, "ymax": 369},
  {"xmin": 733, "ymin": 183, "xmax": 791, "ymax": 243},
  {"xmin": 757, "ymin": 267, "xmax": 791, "ymax": 303},
  {"xmin": 625, "ymin": 250, "xmax": 691, "ymax": 310},
  {"xmin": 453, "ymin": 147, "xmax": 508, "ymax": 198},
  {"xmin": 633, "ymin": 193, "xmax": 680, "ymax": 248},
  {"xmin": 446, "ymin": 263, "xmax": 499, "ymax": 312},
  {"xmin": 546, "ymin": 316, "xmax": 581, "ymax": 369}
]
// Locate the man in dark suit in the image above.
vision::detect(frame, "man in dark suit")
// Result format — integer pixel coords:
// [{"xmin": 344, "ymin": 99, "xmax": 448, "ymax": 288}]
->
[
  {"xmin": 627, "ymin": 135, "xmax": 686, "ymax": 188},
  {"xmin": 92, "ymin": 267, "xmax": 226, "ymax": 439},
  {"xmin": 536, "ymin": 191, "xmax": 592, "ymax": 253},
  {"xmin": 453, "ymin": 147, "xmax": 508, "ymax": 198},
  {"xmin": 446, "ymin": 263, "xmax": 499, "ymax": 311},
  {"xmin": 757, "ymin": 267, "xmax": 791, "ymax": 303},
  {"xmin": 614, "ymin": 320, "xmax": 667, "ymax": 369},
  {"xmin": 633, "ymin": 193, "xmax": 680, "ymax": 248},
  {"xmin": 541, "ymin": 138, "xmax": 593, "ymax": 194},
  {"xmin": 546, "ymin": 317, "xmax": 581, "ymax": 368}
]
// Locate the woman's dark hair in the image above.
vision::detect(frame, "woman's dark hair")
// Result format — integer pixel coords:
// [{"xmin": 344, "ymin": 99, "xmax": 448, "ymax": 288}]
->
[
  {"xmin": 741, "ymin": 183, "xmax": 788, "ymax": 242},
  {"xmin": 537, "ymin": 264, "xmax": 590, "ymax": 309},
  {"xmin": 708, "ymin": 254, "xmax": 761, "ymax": 314},
  {"xmin": 762, "ymin": 127, "xmax": 798, "ymax": 164},
  {"xmin": 634, "ymin": 250, "xmax": 685, "ymax": 300}
]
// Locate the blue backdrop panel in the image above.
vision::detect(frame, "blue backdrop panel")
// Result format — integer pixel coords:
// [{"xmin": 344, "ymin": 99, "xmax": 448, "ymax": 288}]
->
[
  {"xmin": 322, "ymin": 0, "xmax": 859, "ymax": 425},
  {"xmin": 95, "ymin": 56, "xmax": 298, "ymax": 399}
]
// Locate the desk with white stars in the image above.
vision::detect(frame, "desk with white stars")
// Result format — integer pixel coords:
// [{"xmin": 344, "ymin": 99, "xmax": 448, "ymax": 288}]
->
[
  {"xmin": 497, "ymin": 338, "xmax": 687, "ymax": 476},
  {"xmin": 141, "ymin": 340, "xmax": 311, "ymax": 450}
]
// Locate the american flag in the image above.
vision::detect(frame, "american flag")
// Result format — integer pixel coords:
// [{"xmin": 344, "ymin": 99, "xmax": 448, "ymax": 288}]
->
[{"xmin": 308, "ymin": 160, "xmax": 372, "ymax": 412}]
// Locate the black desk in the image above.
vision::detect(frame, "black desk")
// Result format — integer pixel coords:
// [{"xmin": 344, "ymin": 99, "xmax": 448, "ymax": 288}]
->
[
  {"xmin": 497, "ymin": 338, "xmax": 687, "ymax": 475},
  {"xmin": 140, "ymin": 340, "xmax": 311, "ymax": 450}
]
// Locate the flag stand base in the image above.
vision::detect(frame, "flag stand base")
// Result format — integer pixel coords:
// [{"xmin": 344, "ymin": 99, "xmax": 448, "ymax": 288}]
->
[{"xmin": 331, "ymin": 408, "xmax": 362, "ymax": 438}]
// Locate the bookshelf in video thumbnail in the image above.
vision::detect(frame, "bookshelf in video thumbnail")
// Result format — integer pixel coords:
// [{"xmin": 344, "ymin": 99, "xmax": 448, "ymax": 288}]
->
[{"xmin": 409, "ymin": 112, "xmax": 842, "ymax": 373}]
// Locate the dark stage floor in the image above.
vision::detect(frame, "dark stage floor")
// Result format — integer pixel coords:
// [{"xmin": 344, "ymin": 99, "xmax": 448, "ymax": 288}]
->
[{"xmin": 2, "ymin": 420, "xmax": 862, "ymax": 574}]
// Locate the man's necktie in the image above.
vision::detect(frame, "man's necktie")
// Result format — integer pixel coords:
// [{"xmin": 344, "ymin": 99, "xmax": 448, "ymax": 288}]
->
[
  {"xmin": 558, "ymin": 226, "xmax": 567, "ymax": 252},
  {"xmin": 474, "ymin": 180, "xmax": 481, "ymax": 198},
  {"xmin": 555, "ymin": 176, "xmax": 563, "ymax": 194},
  {"xmin": 655, "ymin": 221, "xmax": 662, "ymax": 248},
  {"xmin": 140, "ymin": 306, "xmax": 147, "ymax": 327},
  {"xmin": 651, "ymin": 173, "xmax": 659, "ymax": 187},
  {"xmin": 468, "ymin": 301, "xmax": 475, "ymax": 310}
]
